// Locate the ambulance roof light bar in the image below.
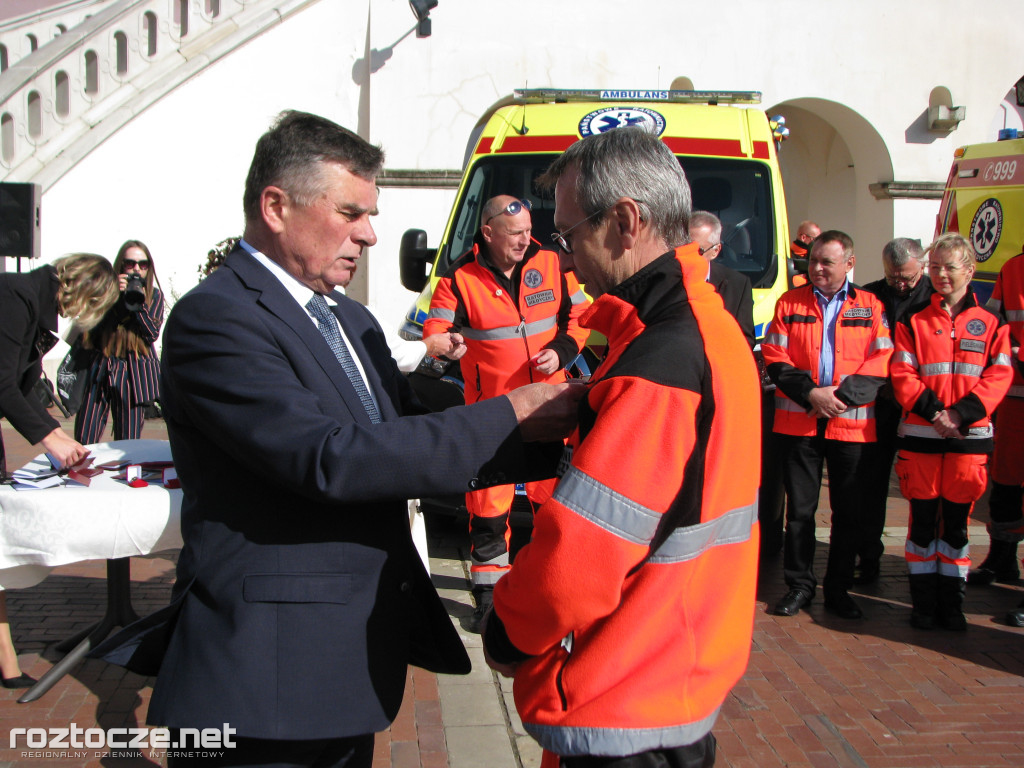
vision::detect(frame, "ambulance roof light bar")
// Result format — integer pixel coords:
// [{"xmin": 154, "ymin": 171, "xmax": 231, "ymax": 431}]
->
[{"xmin": 514, "ymin": 89, "xmax": 762, "ymax": 106}]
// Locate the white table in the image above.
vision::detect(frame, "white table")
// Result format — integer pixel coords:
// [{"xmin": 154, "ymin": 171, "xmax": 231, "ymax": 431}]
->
[{"xmin": 0, "ymin": 439, "xmax": 182, "ymax": 702}]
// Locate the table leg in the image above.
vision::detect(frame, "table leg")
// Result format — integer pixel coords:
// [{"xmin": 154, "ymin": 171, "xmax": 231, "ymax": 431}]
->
[{"xmin": 18, "ymin": 558, "xmax": 141, "ymax": 703}]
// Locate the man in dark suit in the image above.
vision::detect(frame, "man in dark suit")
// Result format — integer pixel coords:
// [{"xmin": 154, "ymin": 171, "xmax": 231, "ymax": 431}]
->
[
  {"xmin": 690, "ymin": 210, "xmax": 755, "ymax": 348},
  {"xmin": 96, "ymin": 110, "xmax": 580, "ymax": 767}
]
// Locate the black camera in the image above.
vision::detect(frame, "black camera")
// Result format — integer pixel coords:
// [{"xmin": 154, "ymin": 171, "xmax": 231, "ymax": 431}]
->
[{"xmin": 124, "ymin": 273, "xmax": 146, "ymax": 311}]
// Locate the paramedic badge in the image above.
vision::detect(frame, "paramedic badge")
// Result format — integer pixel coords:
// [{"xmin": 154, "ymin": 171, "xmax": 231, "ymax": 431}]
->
[
  {"xmin": 524, "ymin": 268, "xmax": 543, "ymax": 288},
  {"xmin": 969, "ymin": 198, "xmax": 1002, "ymax": 262},
  {"xmin": 965, "ymin": 319, "xmax": 986, "ymax": 336},
  {"xmin": 579, "ymin": 107, "xmax": 666, "ymax": 137}
]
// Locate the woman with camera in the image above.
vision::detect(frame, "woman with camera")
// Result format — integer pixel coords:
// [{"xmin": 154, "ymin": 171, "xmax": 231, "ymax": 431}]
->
[
  {"xmin": 74, "ymin": 240, "xmax": 165, "ymax": 444},
  {"xmin": 0, "ymin": 253, "xmax": 118, "ymax": 686}
]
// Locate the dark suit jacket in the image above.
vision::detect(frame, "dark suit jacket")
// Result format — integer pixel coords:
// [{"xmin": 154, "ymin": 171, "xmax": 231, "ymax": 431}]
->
[
  {"xmin": 0, "ymin": 267, "xmax": 60, "ymax": 443},
  {"xmin": 708, "ymin": 260, "xmax": 755, "ymax": 348},
  {"xmin": 95, "ymin": 248, "xmax": 547, "ymax": 741}
]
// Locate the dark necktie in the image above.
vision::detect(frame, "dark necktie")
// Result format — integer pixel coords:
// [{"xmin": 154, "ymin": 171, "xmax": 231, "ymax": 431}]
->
[{"xmin": 306, "ymin": 294, "xmax": 382, "ymax": 424}]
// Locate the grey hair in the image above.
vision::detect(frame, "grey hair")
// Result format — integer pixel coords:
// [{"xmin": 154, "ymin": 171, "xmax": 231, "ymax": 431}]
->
[
  {"xmin": 882, "ymin": 237, "xmax": 924, "ymax": 268},
  {"xmin": 688, "ymin": 210, "xmax": 722, "ymax": 245},
  {"xmin": 538, "ymin": 127, "xmax": 691, "ymax": 247},
  {"xmin": 243, "ymin": 110, "xmax": 384, "ymax": 223}
]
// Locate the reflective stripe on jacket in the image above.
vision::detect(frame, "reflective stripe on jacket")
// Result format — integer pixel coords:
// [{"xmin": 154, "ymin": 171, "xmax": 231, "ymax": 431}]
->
[
  {"xmin": 892, "ymin": 290, "xmax": 1013, "ymax": 454},
  {"xmin": 489, "ymin": 244, "xmax": 760, "ymax": 757},
  {"xmin": 762, "ymin": 283, "xmax": 892, "ymax": 442},
  {"xmin": 986, "ymin": 251, "xmax": 1024, "ymax": 398},
  {"xmin": 424, "ymin": 238, "xmax": 589, "ymax": 402}
]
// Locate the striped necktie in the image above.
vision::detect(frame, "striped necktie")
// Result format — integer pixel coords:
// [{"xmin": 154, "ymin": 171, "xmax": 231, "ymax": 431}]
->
[{"xmin": 306, "ymin": 294, "xmax": 382, "ymax": 424}]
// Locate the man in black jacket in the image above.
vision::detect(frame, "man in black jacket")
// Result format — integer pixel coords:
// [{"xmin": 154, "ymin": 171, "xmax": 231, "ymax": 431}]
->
[{"xmin": 859, "ymin": 237, "xmax": 933, "ymax": 584}]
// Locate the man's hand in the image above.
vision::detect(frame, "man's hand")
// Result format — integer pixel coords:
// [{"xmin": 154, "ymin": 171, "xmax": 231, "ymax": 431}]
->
[
  {"xmin": 480, "ymin": 610, "xmax": 518, "ymax": 678},
  {"xmin": 506, "ymin": 381, "xmax": 586, "ymax": 443},
  {"xmin": 932, "ymin": 408, "xmax": 964, "ymax": 438},
  {"xmin": 807, "ymin": 386, "xmax": 847, "ymax": 419},
  {"xmin": 423, "ymin": 332, "xmax": 467, "ymax": 360},
  {"xmin": 39, "ymin": 427, "xmax": 89, "ymax": 468},
  {"xmin": 530, "ymin": 349, "xmax": 561, "ymax": 376}
]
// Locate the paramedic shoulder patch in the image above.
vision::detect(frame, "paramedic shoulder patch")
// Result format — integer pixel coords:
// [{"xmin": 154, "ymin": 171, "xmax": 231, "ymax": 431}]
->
[
  {"xmin": 844, "ymin": 307, "xmax": 872, "ymax": 318},
  {"xmin": 525, "ymin": 289, "xmax": 555, "ymax": 307},
  {"xmin": 523, "ymin": 268, "xmax": 544, "ymax": 288}
]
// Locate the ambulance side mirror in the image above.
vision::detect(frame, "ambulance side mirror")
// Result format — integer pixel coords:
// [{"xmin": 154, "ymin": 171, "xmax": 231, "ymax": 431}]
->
[{"xmin": 399, "ymin": 229, "xmax": 436, "ymax": 293}]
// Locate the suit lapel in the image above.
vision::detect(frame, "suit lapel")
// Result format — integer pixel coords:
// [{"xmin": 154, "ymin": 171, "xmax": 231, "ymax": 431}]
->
[{"xmin": 226, "ymin": 250, "xmax": 375, "ymax": 425}]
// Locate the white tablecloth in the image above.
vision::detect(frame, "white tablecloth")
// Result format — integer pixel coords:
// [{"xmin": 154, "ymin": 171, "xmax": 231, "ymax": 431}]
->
[{"xmin": 0, "ymin": 439, "xmax": 183, "ymax": 590}]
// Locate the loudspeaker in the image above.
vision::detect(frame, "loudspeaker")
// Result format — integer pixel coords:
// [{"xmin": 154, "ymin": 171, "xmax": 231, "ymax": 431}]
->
[{"xmin": 0, "ymin": 182, "xmax": 41, "ymax": 258}]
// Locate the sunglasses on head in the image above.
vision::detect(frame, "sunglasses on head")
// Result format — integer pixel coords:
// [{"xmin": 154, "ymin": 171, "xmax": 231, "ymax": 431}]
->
[
  {"xmin": 484, "ymin": 198, "xmax": 532, "ymax": 225},
  {"xmin": 122, "ymin": 258, "xmax": 150, "ymax": 270}
]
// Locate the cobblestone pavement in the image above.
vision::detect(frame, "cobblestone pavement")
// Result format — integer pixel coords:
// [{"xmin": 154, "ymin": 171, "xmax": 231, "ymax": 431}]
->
[{"xmin": 1, "ymin": 417, "xmax": 1022, "ymax": 767}]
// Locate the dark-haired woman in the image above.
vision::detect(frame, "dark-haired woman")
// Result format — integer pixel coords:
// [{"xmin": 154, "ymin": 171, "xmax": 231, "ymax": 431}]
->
[{"xmin": 75, "ymin": 240, "xmax": 165, "ymax": 444}]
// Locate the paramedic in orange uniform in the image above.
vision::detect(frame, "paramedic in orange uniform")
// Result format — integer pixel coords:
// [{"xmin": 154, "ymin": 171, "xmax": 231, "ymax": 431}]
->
[
  {"xmin": 424, "ymin": 195, "xmax": 590, "ymax": 631},
  {"xmin": 483, "ymin": 127, "xmax": 760, "ymax": 768},
  {"xmin": 891, "ymin": 233, "xmax": 1013, "ymax": 630},
  {"xmin": 969, "ymin": 250, "xmax": 1024, "ymax": 587}
]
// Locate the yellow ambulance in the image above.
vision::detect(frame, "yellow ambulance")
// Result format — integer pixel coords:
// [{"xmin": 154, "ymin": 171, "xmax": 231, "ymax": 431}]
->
[
  {"xmin": 399, "ymin": 88, "xmax": 793, "ymax": 363},
  {"xmin": 398, "ymin": 88, "xmax": 792, "ymax": 541},
  {"xmin": 935, "ymin": 129, "xmax": 1024, "ymax": 304}
]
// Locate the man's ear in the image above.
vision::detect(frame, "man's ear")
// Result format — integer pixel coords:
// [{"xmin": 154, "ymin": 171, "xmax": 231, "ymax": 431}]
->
[
  {"xmin": 261, "ymin": 186, "xmax": 288, "ymax": 234},
  {"xmin": 847, "ymin": 254, "xmax": 856, "ymax": 274},
  {"xmin": 480, "ymin": 223, "xmax": 495, "ymax": 245},
  {"xmin": 613, "ymin": 198, "xmax": 644, "ymax": 251}
]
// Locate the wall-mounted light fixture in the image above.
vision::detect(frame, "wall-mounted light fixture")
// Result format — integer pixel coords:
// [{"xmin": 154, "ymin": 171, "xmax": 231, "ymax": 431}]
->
[
  {"xmin": 410, "ymin": 0, "xmax": 438, "ymax": 38},
  {"xmin": 928, "ymin": 104, "xmax": 965, "ymax": 132}
]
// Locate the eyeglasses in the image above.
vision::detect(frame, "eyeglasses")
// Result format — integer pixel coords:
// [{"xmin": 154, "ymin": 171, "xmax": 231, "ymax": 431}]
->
[
  {"xmin": 884, "ymin": 271, "xmax": 920, "ymax": 287},
  {"xmin": 484, "ymin": 198, "xmax": 532, "ymax": 225},
  {"xmin": 550, "ymin": 206, "xmax": 611, "ymax": 255},
  {"xmin": 122, "ymin": 258, "xmax": 150, "ymax": 270},
  {"xmin": 698, "ymin": 243, "xmax": 722, "ymax": 257}
]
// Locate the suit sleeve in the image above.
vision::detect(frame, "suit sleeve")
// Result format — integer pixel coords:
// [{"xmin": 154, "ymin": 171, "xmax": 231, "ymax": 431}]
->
[
  {"xmin": 0, "ymin": 291, "xmax": 58, "ymax": 444},
  {"xmin": 736, "ymin": 273, "xmax": 755, "ymax": 349},
  {"xmin": 161, "ymin": 288, "xmax": 541, "ymax": 506}
]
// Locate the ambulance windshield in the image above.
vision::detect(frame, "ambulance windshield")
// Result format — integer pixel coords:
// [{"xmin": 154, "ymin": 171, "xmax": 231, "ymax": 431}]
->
[{"xmin": 442, "ymin": 154, "xmax": 777, "ymax": 288}]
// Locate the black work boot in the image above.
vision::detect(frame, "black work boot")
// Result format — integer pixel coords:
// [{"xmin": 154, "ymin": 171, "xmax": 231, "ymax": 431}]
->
[
  {"xmin": 1006, "ymin": 597, "xmax": 1024, "ymax": 628},
  {"xmin": 467, "ymin": 585, "xmax": 494, "ymax": 634},
  {"xmin": 937, "ymin": 575, "xmax": 968, "ymax": 631},
  {"xmin": 908, "ymin": 572, "xmax": 938, "ymax": 629},
  {"xmin": 967, "ymin": 538, "xmax": 1020, "ymax": 585}
]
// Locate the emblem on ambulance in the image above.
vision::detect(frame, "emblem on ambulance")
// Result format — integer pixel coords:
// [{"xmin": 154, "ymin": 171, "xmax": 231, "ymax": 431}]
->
[
  {"xmin": 965, "ymin": 319, "xmax": 986, "ymax": 336},
  {"xmin": 969, "ymin": 198, "xmax": 1002, "ymax": 262},
  {"xmin": 524, "ymin": 268, "xmax": 543, "ymax": 288},
  {"xmin": 579, "ymin": 107, "xmax": 666, "ymax": 137}
]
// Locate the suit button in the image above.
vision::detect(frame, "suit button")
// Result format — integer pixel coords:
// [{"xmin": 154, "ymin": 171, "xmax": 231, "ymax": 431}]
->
[
  {"xmin": 468, "ymin": 478, "xmax": 479, "ymax": 490},
  {"xmin": 400, "ymin": 581, "xmax": 412, "ymax": 594}
]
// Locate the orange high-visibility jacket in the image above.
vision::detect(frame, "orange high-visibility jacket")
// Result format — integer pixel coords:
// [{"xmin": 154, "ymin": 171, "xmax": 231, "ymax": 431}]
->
[
  {"xmin": 424, "ymin": 237, "xmax": 589, "ymax": 402},
  {"xmin": 891, "ymin": 291, "xmax": 1013, "ymax": 455},
  {"xmin": 762, "ymin": 283, "xmax": 893, "ymax": 442},
  {"xmin": 485, "ymin": 245, "xmax": 761, "ymax": 759},
  {"xmin": 986, "ymin": 252, "xmax": 1024, "ymax": 399}
]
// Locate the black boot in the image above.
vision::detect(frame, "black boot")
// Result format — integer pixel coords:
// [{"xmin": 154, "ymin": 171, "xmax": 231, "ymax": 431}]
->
[
  {"xmin": 967, "ymin": 538, "xmax": 1020, "ymax": 585},
  {"xmin": 937, "ymin": 575, "xmax": 968, "ymax": 631},
  {"xmin": 908, "ymin": 572, "xmax": 938, "ymax": 629},
  {"xmin": 467, "ymin": 585, "xmax": 494, "ymax": 634},
  {"xmin": 1006, "ymin": 597, "xmax": 1024, "ymax": 628}
]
